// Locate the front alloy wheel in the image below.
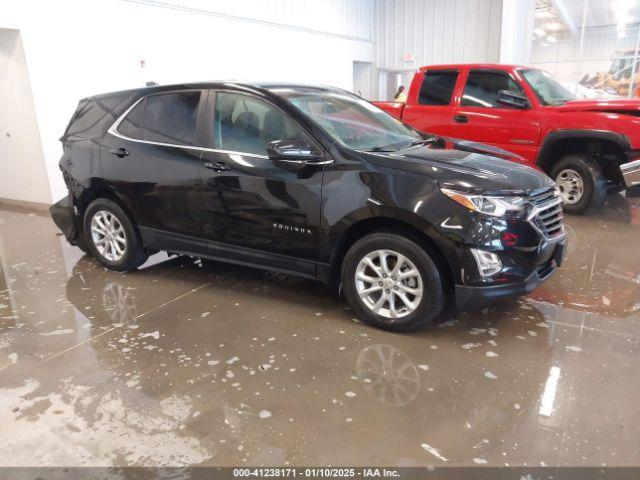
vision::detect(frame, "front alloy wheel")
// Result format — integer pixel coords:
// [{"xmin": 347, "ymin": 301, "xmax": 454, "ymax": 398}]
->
[
  {"xmin": 342, "ymin": 232, "xmax": 444, "ymax": 332},
  {"xmin": 355, "ymin": 249, "xmax": 423, "ymax": 318}
]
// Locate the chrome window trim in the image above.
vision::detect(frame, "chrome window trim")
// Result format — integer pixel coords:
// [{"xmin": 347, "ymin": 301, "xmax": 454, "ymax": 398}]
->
[{"xmin": 107, "ymin": 96, "xmax": 270, "ymax": 160}]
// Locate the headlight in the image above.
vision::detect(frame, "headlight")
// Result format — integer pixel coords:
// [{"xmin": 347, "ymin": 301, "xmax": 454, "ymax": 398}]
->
[{"xmin": 440, "ymin": 188, "xmax": 527, "ymax": 217}]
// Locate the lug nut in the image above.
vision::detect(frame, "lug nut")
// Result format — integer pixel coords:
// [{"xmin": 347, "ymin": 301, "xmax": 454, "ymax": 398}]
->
[
  {"xmin": 385, "ymin": 289, "xmax": 390, "ymax": 294},
  {"xmin": 378, "ymin": 281, "xmax": 383, "ymax": 286},
  {"xmin": 393, "ymin": 286, "xmax": 398, "ymax": 290}
]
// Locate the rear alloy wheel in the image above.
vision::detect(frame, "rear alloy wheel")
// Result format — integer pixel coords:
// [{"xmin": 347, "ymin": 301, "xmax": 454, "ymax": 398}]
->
[
  {"xmin": 83, "ymin": 198, "xmax": 148, "ymax": 271},
  {"xmin": 90, "ymin": 210, "xmax": 127, "ymax": 262},
  {"xmin": 342, "ymin": 232, "xmax": 444, "ymax": 332},
  {"xmin": 551, "ymin": 154, "xmax": 607, "ymax": 214}
]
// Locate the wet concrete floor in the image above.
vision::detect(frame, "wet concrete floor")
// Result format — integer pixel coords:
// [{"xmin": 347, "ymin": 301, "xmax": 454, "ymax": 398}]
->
[{"xmin": 0, "ymin": 196, "xmax": 639, "ymax": 467}]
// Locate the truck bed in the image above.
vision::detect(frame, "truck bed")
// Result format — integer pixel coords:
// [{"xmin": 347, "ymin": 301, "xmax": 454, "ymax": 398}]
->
[{"xmin": 372, "ymin": 101, "xmax": 404, "ymax": 119}]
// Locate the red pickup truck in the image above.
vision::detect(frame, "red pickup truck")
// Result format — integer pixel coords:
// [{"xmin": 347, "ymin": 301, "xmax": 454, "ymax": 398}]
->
[{"xmin": 374, "ymin": 64, "xmax": 640, "ymax": 214}]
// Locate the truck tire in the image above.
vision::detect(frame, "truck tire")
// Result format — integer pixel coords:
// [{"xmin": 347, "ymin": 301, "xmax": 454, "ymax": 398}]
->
[
  {"xmin": 83, "ymin": 198, "xmax": 148, "ymax": 272},
  {"xmin": 551, "ymin": 154, "xmax": 607, "ymax": 214},
  {"xmin": 341, "ymin": 232, "xmax": 444, "ymax": 332}
]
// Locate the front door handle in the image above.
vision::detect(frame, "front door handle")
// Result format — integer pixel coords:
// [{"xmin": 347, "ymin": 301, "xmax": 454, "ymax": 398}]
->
[
  {"xmin": 453, "ymin": 114, "xmax": 469, "ymax": 124},
  {"xmin": 109, "ymin": 147, "xmax": 130, "ymax": 158},
  {"xmin": 204, "ymin": 161, "xmax": 231, "ymax": 172}
]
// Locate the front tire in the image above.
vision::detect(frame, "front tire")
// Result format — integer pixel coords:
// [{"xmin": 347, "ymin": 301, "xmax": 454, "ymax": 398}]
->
[
  {"xmin": 551, "ymin": 154, "xmax": 606, "ymax": 214},
  {"xmin": 83, "ymin": 198, "xmax": 148, "ymax": 271},
  {"xmin": 341, "ymin": 232, "xmax": 444, "ymax": 332}
]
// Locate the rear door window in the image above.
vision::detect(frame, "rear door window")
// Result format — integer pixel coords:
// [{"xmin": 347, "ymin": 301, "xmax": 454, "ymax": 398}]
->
[
  {"xmin": 117, "ymin": 91, "xmax": 202, "ymax": 145},
  {"xmin": 461, "ymin": 70, "xmax": 526, "ymax": 108},
  {"xmin": 143, "ymin": 91, "xmax": 201, "ymax": 145},
  {"xmin": 418, "ymin": 70, "xmax": 459, "ymax": 105}
]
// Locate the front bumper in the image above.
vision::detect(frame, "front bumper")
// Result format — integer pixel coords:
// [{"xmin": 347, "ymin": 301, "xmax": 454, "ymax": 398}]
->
[
  {"xmin": 50, "ymin": 195, "xmax": 80, "ymax": 245},
  {"xmin": 621, "ymin": 158, "xmax": 640, "ymax": 188},
  {"xmin": 455, "ymin": 240, "xmax": 566, "ymax": 311}
]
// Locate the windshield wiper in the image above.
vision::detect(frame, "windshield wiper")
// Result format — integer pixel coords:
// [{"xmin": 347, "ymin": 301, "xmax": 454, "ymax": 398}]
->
[
  {"xmin": 367, "ymin": 144, "xmax": 398, "ymax": 152},
  {"xmin": 399, "ymin": 135, "xmax": 440, "ymax": 150}
]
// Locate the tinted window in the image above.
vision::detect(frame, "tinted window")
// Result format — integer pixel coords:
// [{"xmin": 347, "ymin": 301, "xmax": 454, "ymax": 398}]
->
[
  {"xmin": 214, "ymin": 92, "xmax": 306, "ymax": 155},
  {"xmin": 418, "ymin": 71, "xmax": 458, "ymax": 105},
  {"xmin": 143, "ymin": 91, "xmax": 201, "ymax": 145},
  {"xmin": 67, "ymin": 94, "xmax": 131, "ymax": 137},
  {"xmin": 462, "ymin": 70, "xmax": 526, "ymax": 108},
  {"xmin": 283, "ymin": 90, "xmax": 421, "ymax": 151},
  {"xmin": 118, "ymin": 99, "xmax": 144, "ymax": 139}
]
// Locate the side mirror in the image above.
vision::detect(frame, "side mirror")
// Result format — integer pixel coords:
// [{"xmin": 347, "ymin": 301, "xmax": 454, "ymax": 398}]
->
[
  {"xmin": 266, "ymin": 138, "xmax": 320, "ymax": 163},
  {"xmin": 497, "ymin": 89, "xmax": 530, "ymax": 109}
]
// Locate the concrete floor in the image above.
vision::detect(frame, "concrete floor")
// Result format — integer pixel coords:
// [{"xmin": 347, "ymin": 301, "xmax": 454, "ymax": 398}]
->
[{"xmin": 0, "ymin": 196, "xmax": 639, "ymax": 468}]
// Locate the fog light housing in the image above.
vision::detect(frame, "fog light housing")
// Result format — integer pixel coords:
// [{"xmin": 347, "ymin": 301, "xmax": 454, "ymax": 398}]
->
[{"xmin": 471, "ymin": 248, "xmax": 503, "ymax": 277}]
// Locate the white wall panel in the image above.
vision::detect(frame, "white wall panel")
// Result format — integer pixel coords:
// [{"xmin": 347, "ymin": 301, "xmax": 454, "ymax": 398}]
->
[
  {"xmin": 376, "ymin": 0, "xmax": 503, "ymax": 70},
  {"xmin": 0, "ymin": 0, "xmax": 375, "ymax": 202},
  {"xmin": 130, "ymin": 0, "xmax": 375, "ymax": 41}
]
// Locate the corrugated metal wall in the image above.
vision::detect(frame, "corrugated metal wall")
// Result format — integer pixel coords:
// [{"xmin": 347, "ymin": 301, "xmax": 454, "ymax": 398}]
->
[
  {"xmin": 128, "ymin": 0, "xmax": 376, "ymax": 42},
  {"xmin": 376, "ymin": 0, "xmax": 503, "ymax": 70}
]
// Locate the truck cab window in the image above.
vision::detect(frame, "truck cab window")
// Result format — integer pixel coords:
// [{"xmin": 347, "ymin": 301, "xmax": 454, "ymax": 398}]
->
[
  {"xmin": 418, "ymin": 71, "xmax": 459, "ymax": 105},
  {"xmin": 462, "ymin": 70, "xmax": 525, "ymax": 108}
]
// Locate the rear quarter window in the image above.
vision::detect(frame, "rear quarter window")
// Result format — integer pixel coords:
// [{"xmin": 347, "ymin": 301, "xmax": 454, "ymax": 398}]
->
[
  {"xmin": 418, "ymin": 70, "xmax": 459, "ymax": 105},
  {"xmin": 65, "ymin": 94, "xmax": 132, "ymax": 137}
]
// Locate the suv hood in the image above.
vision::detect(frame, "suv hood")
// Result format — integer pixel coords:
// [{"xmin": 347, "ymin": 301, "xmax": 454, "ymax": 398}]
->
[
  {"xmin": 555, "ymin": 99, "xmax": 640, "ymax": 114},
  {"xmin": 362, "ymin": 140, "xmax": 554, "ymax": 195}
]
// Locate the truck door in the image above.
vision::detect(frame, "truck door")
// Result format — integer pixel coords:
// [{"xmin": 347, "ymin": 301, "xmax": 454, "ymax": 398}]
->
[
  {"xmin": 450, "ymin": 69, "xmax": 541, "ymax": 162},
  {"xmin": 401, "ymin": 69, "xmax": 460, "ymax": 137}
]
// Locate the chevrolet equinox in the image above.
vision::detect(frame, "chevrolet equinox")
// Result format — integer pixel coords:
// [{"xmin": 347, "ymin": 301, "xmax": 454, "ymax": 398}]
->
[{"xmin": 51, "ymin": 82, "xmax": 566, "ymax": 331}]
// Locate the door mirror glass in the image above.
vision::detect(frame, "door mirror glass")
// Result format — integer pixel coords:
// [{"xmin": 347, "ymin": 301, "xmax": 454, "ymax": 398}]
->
[
  {"xmin": 497, "ymin": 89, "xmax": 530, "ymax": 109},
  {"xmin": 266, "ymin": 138, "xmax": 319, "ymax": 162}
]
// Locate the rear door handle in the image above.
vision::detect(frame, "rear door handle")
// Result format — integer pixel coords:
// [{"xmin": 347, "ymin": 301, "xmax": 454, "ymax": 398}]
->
[
  {"xmin": 453, "ymin": 114, "xmax": 469, "ymax": 124},
  {"xmin": 204, "ymin": 161, "xmax": 231, "ymax": 172},
  {"xmin": 109, "ymin": 147, "xmax": 130, "ymax": 157}
]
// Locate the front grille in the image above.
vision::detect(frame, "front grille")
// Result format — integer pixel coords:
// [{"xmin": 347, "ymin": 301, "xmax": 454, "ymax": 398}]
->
[{"xmin": 528, "ymin": 187, "xmax": 564, "ymax": 239}]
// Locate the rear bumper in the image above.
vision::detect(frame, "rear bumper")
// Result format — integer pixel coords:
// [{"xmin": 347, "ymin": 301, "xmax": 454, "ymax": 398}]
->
[
  {"xmin": 455, "ymin": 241, "xmax": 565, "ymax": 311},
  {"xmin": 621, "ymin": 158, "xmax": 640, "ymax": 188},
  {"xmin": 50, "ymin": 195, "xmax": 80, "ymax": 245}
]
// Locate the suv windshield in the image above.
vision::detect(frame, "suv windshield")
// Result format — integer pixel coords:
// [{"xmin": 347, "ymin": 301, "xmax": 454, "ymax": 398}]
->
[
  {"xmin": 273, "ymin": 89, "xmax": 423, "ymax": 151},
  {"xmin": 521, "ymin": 69, "xmax": 575, "ymax": 106}
]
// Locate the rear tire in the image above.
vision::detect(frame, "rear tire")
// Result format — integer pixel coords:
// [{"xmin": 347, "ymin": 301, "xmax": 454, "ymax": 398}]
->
[
  {"xmin": 341, "ymin": 232, "xmax": 444, "ymax": 332},
  {"xmin": 83, "ymin": 198, "xmax": 148, "ymax": 272},
  {"xmin": 551, "ymin": 154, "xmax": 606, "ymax": 214}
]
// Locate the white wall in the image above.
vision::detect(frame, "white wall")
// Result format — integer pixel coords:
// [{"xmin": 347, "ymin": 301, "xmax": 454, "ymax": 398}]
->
[
  {"xmin": 376, "ymin": 0, "xmax": 503, "ymax": 70},
  {"xmin": 0, "ymin": 29, "xmax": 50, "ymax": 204},
  {"xmin": 530, "ymin": 25, "xmax": 639, "ymax": 83},
  {"xmin": 0, "ymin": 0, "xmax": 375, "ymax": 203},
  {"xmin": 500, "ymin": 0, "xmax": 534, "ymax": 64}
]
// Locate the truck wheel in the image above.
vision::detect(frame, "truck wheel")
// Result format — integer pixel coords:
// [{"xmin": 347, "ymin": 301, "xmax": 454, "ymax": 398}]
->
[
  {"xmin": 83, "ymin": 198, "xmax": 148, "ymax": 272},
  {"xmin": 551, "ymin": 154, "xmax": 607, "ymax": 214},
  {"xmin": 341, "ymin": 232, "xmax": 444, "ymax": 332}
]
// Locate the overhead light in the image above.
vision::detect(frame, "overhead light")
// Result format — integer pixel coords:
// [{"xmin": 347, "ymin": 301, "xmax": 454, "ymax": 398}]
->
[
  {"xmin": 545, "ymin": 22, "xmax": 563, "ymax": 31},
  {"xmin": 547, "ymin": 36, "xmax": 557, "ymax": 43},
  {"xmin": 535, "ymin": 9, "xmax": 553, "ymax": 19},
  {"xmin": 534, "ymin": 28, "xmax": 546, "ymax": 36}
]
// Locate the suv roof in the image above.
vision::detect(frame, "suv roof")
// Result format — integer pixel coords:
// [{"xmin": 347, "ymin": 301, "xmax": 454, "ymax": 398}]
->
[{"xmin": 85, "ymin": 82, "xmax": 345, "ymax": 101}]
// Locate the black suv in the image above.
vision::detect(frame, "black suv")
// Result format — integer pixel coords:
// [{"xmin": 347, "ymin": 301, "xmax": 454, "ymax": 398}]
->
[{"xmin": 51, "ymin": 82, "xmax": 566, "ymax": 331}]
